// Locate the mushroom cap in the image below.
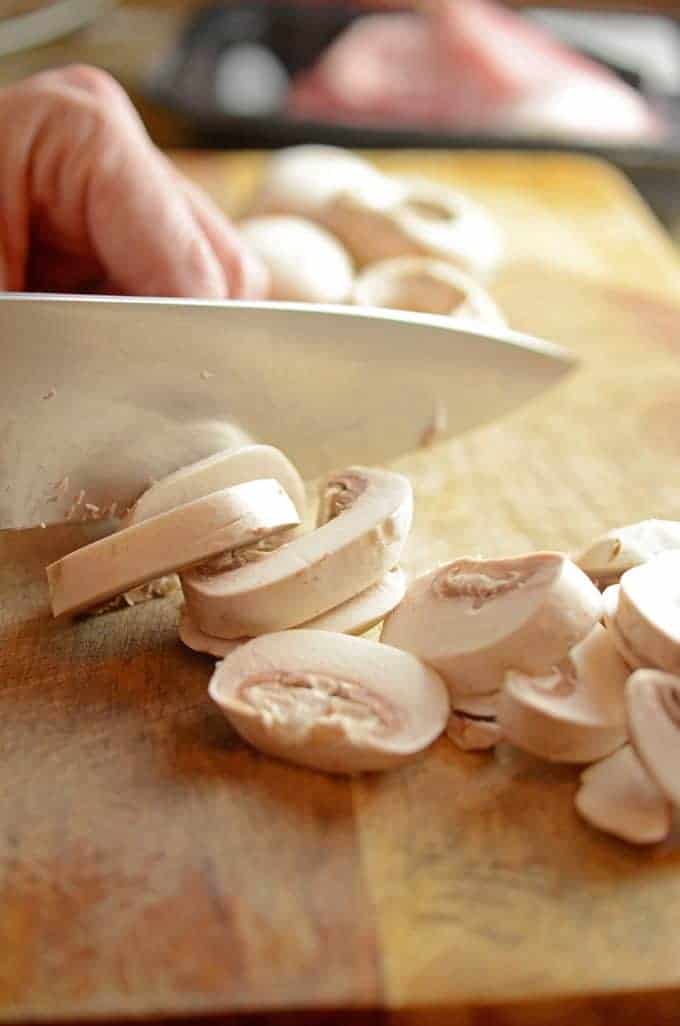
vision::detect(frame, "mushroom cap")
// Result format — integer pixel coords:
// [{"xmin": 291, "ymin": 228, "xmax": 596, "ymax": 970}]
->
[
  {"xmin": 498, "ymin": 624, "xmax": 629, "ymax": 763},
  {"xmin": 178, "ymin": 568, "xmax": 406, "ymax": 657},
  {"xmin": 182, "ymin": 466, "xmax": 413, "ymax": 638},
  {"xmin": 123, "ymin": 444, "xmax": 306, "ymax": 526},
  {"xmin": 238, "ymin": 216, "xmax": 354, "ymax": 304},
  {"xmin": 247, "ymin": 144, "xmax": 391, "ymax": 220},
  {"xmin": 351, "ymin": 257, "xmax": 506, "ymax": 327},
  {"xmin": 626, "ymin": 667, "xmax": 680, "ymax": 807},
  {"xmin": 575, "ymin": 744, "xmax": 671, "ymax": 845},
  {"xmin": 326, "ymin": 177, "xmax": 503, "ymax": 278},
  {"xmin": 381, "ymin": 552, "xmax": 602, "ymax": 695},
  {"xmin": 47, "ymin": 479, "xmax": 299, "ymax": 618},
  {"xmin": 602, "ymin": 585, "xmax": 647, "ymax": 671},
  {"xmin": 208, "ymin": 629, "xmax": 449, "ymax": 773},
  {"xmin": 575, "ymin": 519, "xmax": 680, "ymax": 588},
  {"xmin": 616, "ymin": 552, "xmax": 680, "ymax": 674}
]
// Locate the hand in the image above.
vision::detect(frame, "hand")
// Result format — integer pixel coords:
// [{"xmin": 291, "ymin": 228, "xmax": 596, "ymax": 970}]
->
[{"xmin": 0, "ymin": 65, "xmax": 268, "ymax": 298}]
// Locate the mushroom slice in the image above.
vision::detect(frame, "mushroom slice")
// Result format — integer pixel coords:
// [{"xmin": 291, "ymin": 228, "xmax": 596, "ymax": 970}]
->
[
  {"xmin": 575, "ymin": 745, "xmax": 671, "ymax": 845},
  {"xmin": 381, "ymin": 552, "xmax": 602, "ymax": 695},
  {"xmin": 247, "ymin": 144, "xmax": 393, "ymax": 220},
  {"xmin": 182, "ymin": 467, "xmax": 412, "ymax": 639},
  {"xmin": 626, "ymin": 668, "xmax": 680, "ymax": 807},
  {"xmin": 447, "ymin": 692, "xmax": 503, "ymax": 752},
  {"xmin": 238, "ymin": 216, "xmax": 354, "ymax": 304},
  {"xmin": 351, "ymin": 258, "xmax": 506, "ymax": 327},
  {"xmin": 208, "ymin": 630, "xmax": 449, "ymax": 773},
  {"xmin": 602, "ymin": 585, "xmax": 647, "ymax": 671},
  {"xmin": 326, "ymin": 177, "xmax": 503, "ymax": 278},
  {"xmin": 616, "ymin": 553, "xmax": 680, "ymax": 674},
  {"xmin": 179, "ymin": 608, "xmax": 245, "ymax": 659},
  {"xmin": 498, "ymin": 624, "xmax": 629, "ymax": 763},
  {"xmin": 123, "ymin": 444, "xmax": 306, "ymax": 525},
  {"xmin": 47, "ymin": 479, "xmax": 299, "ymax": 618},
  {"xmin": 180, "ymin": 568, "xmax": 407, "ymax": 657},
  {"xmin": 575, "ymin": 519, "xmax": 680, "ymax": 589}
]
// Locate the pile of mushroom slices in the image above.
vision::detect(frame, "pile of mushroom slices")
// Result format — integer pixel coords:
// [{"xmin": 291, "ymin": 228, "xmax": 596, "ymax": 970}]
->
[
  {"xmin": 238, "ymin": 144, "xmax": 506, "ymax": 328},
  {"xmin": 46, "ymin": 444, "xmax": 450, "ymax": 774}
]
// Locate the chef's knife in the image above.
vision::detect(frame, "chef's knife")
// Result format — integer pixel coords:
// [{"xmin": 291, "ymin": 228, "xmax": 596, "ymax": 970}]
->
[{"xmin": 0, "ymin": 294, "xmax": 572, "ymax": 529}]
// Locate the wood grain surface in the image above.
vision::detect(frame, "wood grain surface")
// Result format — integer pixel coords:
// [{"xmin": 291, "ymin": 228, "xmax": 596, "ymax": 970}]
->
[{"xmin": 3, "ymin": 152, "xmax": 680, "ymax": 1025}]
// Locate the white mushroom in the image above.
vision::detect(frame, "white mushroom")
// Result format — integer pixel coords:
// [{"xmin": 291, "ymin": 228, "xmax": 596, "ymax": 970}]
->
[
  {"xmin": 615, "ymin": 553, "xmax": 680, "ymax": 674},
  {"xmin": 47, "ymin": 479, "xmax": 299, "ymax": 618},
  {"xmin": 178, "ymin": 568, "xmax": 406, "ymax": 657},
  {"xmin": 122, "ymin": 444, "xmax": 306, "ymax": 525},
  {"xmin": 351, "ymin": 258, "xmax": 506, "ymax": 327},
  {"xmin": 208, "ymin": 630, "xmax": 449, "ymax": 773},
  {"xmin": 247, "ymin": 144, "xmax": 393, "ymax": 220},
  {"xmin": 497, "ymin": 624, "xmax": 629, "ymax": 763},
  {"xmin": 575, "ymin": 744, "xmax": 671, "ymax": 845},
  {"xmin": 626, "ymin": 668, "xmax": 680, "ymax": 807},
  {"xmin": 380, "ymin": 552, "xmax": 602, "ymax": 695},
  {"xmin": 575, "ymin": 519, "xmax": 680, "ymax": 589},
  {"xmin": 325, "ymin": 177, "xmax": 503, "ymax": 278},
  {"xmin": 446, "ymin": 692, "xmax": 502, "ymax": 752},
  {"xmin": 182, "ymin": 467, "xmax": 412, "ymax": 639},
  {"xmin": 238, "ymin": 216, "xmax": 354, "ymax": 304},
  {"xmin": 602, "ymin": 585, "xmax": 647, "ymax": 670}
]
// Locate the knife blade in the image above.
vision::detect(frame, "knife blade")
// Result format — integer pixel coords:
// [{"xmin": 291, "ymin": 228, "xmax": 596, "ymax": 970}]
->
[{"xmin": 0, "ymin": 294, "xmax": 573, "ymax": 529}]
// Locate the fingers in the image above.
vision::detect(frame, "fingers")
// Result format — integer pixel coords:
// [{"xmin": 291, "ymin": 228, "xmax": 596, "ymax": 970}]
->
[{"xmin": 0, "ymin": 65, "xmax": 266, "ymax": 299}]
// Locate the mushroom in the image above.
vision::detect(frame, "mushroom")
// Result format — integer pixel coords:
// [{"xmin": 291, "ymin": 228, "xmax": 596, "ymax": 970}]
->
[
  {"xmin": 626, "ymin": 668, "xmax": 680, "ymax": 807},
  {"xmin": 575, "ymin": 519, "xmax": 680, "ymax": 589},
  {"xmin": 247, "ymin": 144, "xmax": 393, "ymax": 221},
  {"xmin": 380, "ymin": 552, "xmax": 602, "ymax": 695},
  {"xmin": 122, "ymin": 444, "xmax": 306, "ymax": 525},
  {"xmin": 602, "ymin": 585, "xmax": 647, "ymax": 670},
  {"xmin": 181, "ymin": 467, "xmax": 412, "ymax": 639},
  {"xmin": 325, "ymin": 177, "xmax": 503, "ymax": 278},
  {"xmin": 208, "ymin": 629, "xmax": 449, "ymax": 773},
  {"xmin": 446, "ymin": 692, "xmax": 502, "ymax": 752},
  {"xmin": 351, "ymin": 258, "xmax": 506, "ymax": 327},
  {"xmin": 237, "ymin": 216, "xmax": 354, "ymax": 304},
  {"xmin": 47, "ymin": 479, "xmax": 299, "ymax": 617},
  {"xmin": 575, "ymin": 744, "xmax": 671, "ymax": 845},
  {"xmin": 178, "ymin": 568, "xmax": 406, "ymax": 657},
  {"xmin": 497, "ymin": 624, "xmax": 629, "ymax": 763},
  {"xmin": 615, "ymin": 552, "xmax": 680, "ymax": 674}
]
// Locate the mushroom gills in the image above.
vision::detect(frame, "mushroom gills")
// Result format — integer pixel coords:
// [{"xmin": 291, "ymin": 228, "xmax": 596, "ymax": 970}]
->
[
  {"xmin": 178, "ymin": 568, "xmax": 407, "ymax": 656},
  {"xmin": 497, "ymin": 624, "xmax": 629, "ymax": 763},
  {"xmin": 181, "ymin": 466, "xmax": 412, "ymax": 639},
  {"xmin": 208, "ymin": 630, "xmax": 449, "ymax": 773},
  {"xmin": 575, "ymin": 744, "xmax": 671, "ymax": 845},
  {"xmin": 381, "ymin": 552, "xmax": 602, "ymax": 695},
  {"xmin": 47, "ymin": 478, "xmax": 300, "ymax": 617}
]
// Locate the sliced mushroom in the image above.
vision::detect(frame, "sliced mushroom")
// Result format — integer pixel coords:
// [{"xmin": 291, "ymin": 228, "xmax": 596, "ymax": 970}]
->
[
  {"xmin": 575, "ymin": 744, "xmax": 671, "ymax": 845},
  {"xmin": 178, "ymin": 568, "xmax": 406, "ymax": 657},
  {"xmin": 616, "ymin": 553, "xmax": 680, "ymax": 674},
  {"xmin": 575, "ymin": 519, "xmax": 680, "ymax": 589},
  {"xmin": 325, "ymin": 177, "xmax": 503, "ymax": 278},
  {"xmin": 497, "ymin": 624, "xmax": 629, "ymax": 763},
  {"xmin": 380, "ymin": 552, "xmax": 602, "ymax": 695},
  {"xmin": 626, "ymin": 668, "xmax": 680, "ymax": 807},
  {"xmin": 238, "ymin": 216, "xmax": 354, "ymax": 304},
  {"xmin": 351, "ymin": 258, "xmax": 506, "ymax": 327},
  {"xmin": 122, "ymin": 444, "xmax": 306, "ymax": 525},
  {"xmin": 182, "ymin": 467, "xmax": 412, "ymax": 639},
  {"xmin": 602, "ymin": 585, "xmax": 647, "ymax": 670},
  {"xmin": 447, "ymin": 691, "xmax": 502, "ymax": 751},
  {"xmin": 47, "ymin": 479, "xmax": 299, "ymax": 618},
  {"xmin": 208, "ymin": 629, "xmax": 449, "ymax": 773},
  {"xmin": 247, "ymin": 144, "xmax": 393, "ymax": 220}
]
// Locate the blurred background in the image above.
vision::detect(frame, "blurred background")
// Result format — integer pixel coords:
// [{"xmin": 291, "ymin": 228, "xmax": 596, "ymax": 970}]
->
[{"xmin": 2, "ymin": 0, "xmax": 680, "ymax": 235}]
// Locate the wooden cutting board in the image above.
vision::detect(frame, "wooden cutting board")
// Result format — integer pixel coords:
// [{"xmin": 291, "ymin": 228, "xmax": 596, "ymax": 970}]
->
[{"xmin": 3, "ymin": 152, "xmax": 680, "ymax": 1026}]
